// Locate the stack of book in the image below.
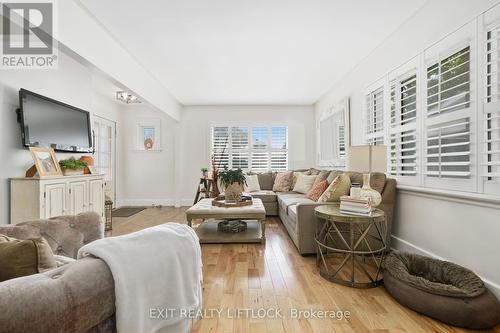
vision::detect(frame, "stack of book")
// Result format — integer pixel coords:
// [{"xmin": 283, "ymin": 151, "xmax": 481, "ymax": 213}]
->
[{"xmin": 340, "ymin": 196, "xmax": 372, "ymax": 216}]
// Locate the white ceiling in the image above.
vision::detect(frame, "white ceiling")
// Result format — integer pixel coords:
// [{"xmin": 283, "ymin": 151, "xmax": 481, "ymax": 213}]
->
[{"xmin": 79, "ymin": 0, "xmax": 427, "ymax": 106}]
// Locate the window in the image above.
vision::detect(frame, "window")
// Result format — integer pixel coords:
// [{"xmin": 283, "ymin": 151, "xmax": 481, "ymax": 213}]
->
[
  {"xmin": 389, "ymin": 71, "xmax": 418, "ymax": 180},
  {"xmin": 483, "ymin": 20, "xmax": 500, "ymax": 194},
  {"xmin": 365, "ymin": 86, "xmax": 384, "ymax": 145},
  {"xmin": 211, "ymin": 126, "xmax": 288, "ymax": 172}
]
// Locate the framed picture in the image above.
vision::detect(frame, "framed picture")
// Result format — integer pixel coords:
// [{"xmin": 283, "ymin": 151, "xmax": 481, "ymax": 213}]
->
[
  {"xmin": 136, "ymin": 118, "xmax": 161, "ymax": 151},
  {"xmin": 29, "ymin": 147, "xmax": 63, "ymax": 178}
]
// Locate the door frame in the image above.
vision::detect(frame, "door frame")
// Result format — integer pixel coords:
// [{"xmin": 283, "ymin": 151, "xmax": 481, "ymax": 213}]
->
[{"xmin": 92, "ymin": 115, "xmax": 117, "ymax": 203}]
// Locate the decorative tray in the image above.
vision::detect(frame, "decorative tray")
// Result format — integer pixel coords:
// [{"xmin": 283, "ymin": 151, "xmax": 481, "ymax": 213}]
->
[{"xmin": 212, "ymin": 195, "xmax": 253, "ymax": 207}]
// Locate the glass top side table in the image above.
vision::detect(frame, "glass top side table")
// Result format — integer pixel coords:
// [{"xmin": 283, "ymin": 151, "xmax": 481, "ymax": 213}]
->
[{"xmin": 314, "ymin": 205, "xmax": 387, "ymax": 288}]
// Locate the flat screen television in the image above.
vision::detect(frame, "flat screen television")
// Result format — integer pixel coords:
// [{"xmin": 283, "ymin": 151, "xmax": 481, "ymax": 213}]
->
[{"xmin": 18, "ymin": 89, "xmax": 93, "ymax": 153}]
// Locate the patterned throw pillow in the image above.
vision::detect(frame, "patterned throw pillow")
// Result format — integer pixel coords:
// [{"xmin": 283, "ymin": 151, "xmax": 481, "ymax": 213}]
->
[
  {"xmin": 307, "ymin": 180, "xmax": 329, "ymax": 201},
  {"xmin": 318, "ymin": 173, "xmax": 351, "ymax": 202},
  {"xmin": 273, "ymin": 171, "xmax": 294, "ymax": 192}
]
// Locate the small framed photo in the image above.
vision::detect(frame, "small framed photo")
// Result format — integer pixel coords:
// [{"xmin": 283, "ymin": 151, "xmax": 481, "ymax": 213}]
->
[{"xmin": 29, "ymin": 147, "xmax": 63, "ymax": 178}]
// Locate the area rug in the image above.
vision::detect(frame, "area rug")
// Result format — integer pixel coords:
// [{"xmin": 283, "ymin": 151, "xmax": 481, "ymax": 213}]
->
[{"xmin": 112, "ymin": 207, "xmax": 146, "ymax": 218}]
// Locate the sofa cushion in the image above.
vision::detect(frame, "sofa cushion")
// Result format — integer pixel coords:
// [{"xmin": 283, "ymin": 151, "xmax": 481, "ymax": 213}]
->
[
  {"xmin": 346, "ymin": 172, "xmax": 386, "ymax": 194},
  {"xmin": 0, "ymin": 234, "xmax": 57, "ymax": 282},
  {"xmin": 273, "ymin": 171, "xmax": 294, "ymax": 192},
  {"xmin": 288, "ymin": 205, "xmax": 298, "ymax": 220},
  {"xmin": 319, "ymin": 173, "xmax": 351, "ymax": 202},
  {"xmin": 277, "ymin": 193, "xmax": 313, "ymax": 212},
  {"xmin": 250, "ymin": 190, "xmax": 277, "ymax": 203},
  {"xmin": 256, "ymin": 172, "xmax": 276, "ymax": 191},
  {"xmin": 293, "ymin": 174, "xmax": 317, "ymax": 194}
]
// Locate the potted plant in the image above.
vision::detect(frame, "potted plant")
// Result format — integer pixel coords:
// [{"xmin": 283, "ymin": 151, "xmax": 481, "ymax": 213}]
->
[
  {"xmin": 218, "ymin": 168, "xmax": 246, "ymax": 202},
  {"xmin": 59, "ymin": 157, "xmax": 87, "ymax": 176},
  {"xmin": 201, "ymin": 167, "xmax": 209, "ymax": 178}
]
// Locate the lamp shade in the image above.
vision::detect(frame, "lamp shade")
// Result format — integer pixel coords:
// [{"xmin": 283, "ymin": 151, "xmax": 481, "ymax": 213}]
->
[{"xmin": 346, "ymin": 145, "xmax": 387, "ymax": 173}]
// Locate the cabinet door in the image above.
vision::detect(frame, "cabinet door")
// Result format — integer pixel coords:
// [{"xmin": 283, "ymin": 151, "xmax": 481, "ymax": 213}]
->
[
  {"xmin": 69, "ymin": 181, "xmax": 87, "ymax": 215},
  {"xmin": 89, "ymin": 179, "xmax": 104, "ymax": 218},
  {"xmin": 43, "ymin": 183, "xmax": 67, "ymax": 218}
]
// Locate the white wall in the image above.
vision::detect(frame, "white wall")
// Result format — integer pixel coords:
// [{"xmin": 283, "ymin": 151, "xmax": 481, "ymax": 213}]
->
[
  {"xmin": 117, "ymin": 105, "xmax": 178, "ymax": 207},
  {"xmin": 177, "ymin": 106, "xmax": 315, "ymax": 205},
  {"xmin": 315, "ymin": 0, "xmax": 500, "ymax": 296},
  {"xmin": 0, "ymin": 50, "xmax": 125, "ymax": 224}
]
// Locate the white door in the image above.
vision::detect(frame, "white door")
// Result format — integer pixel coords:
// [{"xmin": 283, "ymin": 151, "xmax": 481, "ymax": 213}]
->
[
  {"xmin": 93, "ymin": 116, "xmax": 116, "ymax": 201},
  {"xmin": 89, "ymin": 179, "xmax": 104, "ymax": 218},
  {"xmin": 43, "ymin": 183, "xmax": 67, "ymax": 218},
  {"xmin": 69, "ymin": 181, "xmax": 87, "ymax": 215}
]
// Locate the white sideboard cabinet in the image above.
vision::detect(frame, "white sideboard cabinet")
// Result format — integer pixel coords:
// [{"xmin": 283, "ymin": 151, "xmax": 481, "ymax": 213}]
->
[{"xmin": 10, "ymin": 174, "xmax": 105, "ymax": 224}]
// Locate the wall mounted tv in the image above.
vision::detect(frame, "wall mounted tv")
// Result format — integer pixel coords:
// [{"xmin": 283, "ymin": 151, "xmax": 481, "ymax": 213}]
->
[{"xmin": 18, "ymin": 89, "xmax": 93, "ymax": 153}]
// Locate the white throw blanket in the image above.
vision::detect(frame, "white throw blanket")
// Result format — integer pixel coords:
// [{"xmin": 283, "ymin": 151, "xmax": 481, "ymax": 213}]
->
[{"xmin": 78, "ymin": 223, "xmax": 202, "ymax": 333}]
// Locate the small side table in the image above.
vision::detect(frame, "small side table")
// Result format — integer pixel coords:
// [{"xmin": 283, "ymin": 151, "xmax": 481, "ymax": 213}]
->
[{"xmin": 314, "ymin": 205, "xmax": 387, "ymax": 288}]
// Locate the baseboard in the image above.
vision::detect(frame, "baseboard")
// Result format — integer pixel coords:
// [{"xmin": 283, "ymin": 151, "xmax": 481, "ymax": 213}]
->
[
  {"xmin": 117, "ymin": 199, "xmax": 176, "ymax": 207},
  {"xmin": 391, "ymin": 235, "xmax": 500, "ymax": 299},
  {"xmin": 180, "ymin": 199, "xmax": 193, "ymax": 207}
]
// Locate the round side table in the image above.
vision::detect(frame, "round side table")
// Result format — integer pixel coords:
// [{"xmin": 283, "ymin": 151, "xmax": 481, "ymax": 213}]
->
[{"xmin": 314, "ymin": 205, "xmax": 387, "ymax": 288}]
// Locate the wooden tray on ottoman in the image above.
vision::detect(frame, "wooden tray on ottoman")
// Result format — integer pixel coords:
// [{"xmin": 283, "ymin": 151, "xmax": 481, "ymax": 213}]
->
[{"xmin": 211, "ymin": 198, "xmax": 253, "ymax": 207}]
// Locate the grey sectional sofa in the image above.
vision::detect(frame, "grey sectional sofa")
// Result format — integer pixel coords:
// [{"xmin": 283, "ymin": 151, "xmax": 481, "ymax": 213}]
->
[{"xmin": 250, "ymin": 169, "xmax": 396, "ymax": 255}]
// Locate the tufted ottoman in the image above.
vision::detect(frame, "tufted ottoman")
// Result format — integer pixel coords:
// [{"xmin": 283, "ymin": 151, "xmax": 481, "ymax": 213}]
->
[{"xmin": 383, "ymin": 251, "xmax": 500, "ymax": 329}]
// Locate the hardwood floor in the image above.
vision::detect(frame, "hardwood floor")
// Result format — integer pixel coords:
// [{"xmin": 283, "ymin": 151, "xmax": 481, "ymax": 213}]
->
[{"xmin": 109, "ymin": 207, "xmax": 500, "ymax": 333}]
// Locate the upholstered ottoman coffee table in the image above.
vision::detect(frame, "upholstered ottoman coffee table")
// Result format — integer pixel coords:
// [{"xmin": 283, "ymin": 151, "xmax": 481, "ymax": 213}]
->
[{"xmin": 186, "ymin": 198, "xmax": 267, "ymax": 244}]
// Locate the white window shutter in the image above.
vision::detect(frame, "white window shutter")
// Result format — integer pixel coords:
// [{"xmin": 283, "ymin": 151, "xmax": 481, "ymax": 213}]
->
[{"xmin": 482, "ymin": 21, "xmax": 500, "ymax": 194}]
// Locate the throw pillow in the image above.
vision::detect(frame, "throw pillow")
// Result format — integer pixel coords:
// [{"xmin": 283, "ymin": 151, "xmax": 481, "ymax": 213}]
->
[
  {"xmin": 0, "ymin": 234, "xmax": 57, "ymax": 282},
  {"xmin": 313, "ymin": 170, "xmax": 330, "ymax": 185},
  {"xmin": 257, "ymin": 172, "xmax": 275, "ymax": 190},
  {"xmin": 326, "ymin": 170, "xmax": 343, "ymax": 184},
  {"xmin": 273, "ymin": 171, "xmax": 294, "ymax": 192},
  {"xmin": 244, "ymin": 174, "xmax": 261, "ymax": 193},
  {"xmin": 318, "ymin": 173, "xmax": 351, "ymax": 202},
  {"xmin": 293, "ymin": 174, "xmax": 318, "ymax": 194},
  {"xmin": 292, "ymin": 170, "xmax": 311, "ymax": 188},
  {"xmin": 307, "ymin": 180, "xmax": 329, "ymax": 201}
]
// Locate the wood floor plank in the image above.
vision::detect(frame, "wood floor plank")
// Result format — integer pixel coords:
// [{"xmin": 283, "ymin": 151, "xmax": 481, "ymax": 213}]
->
[{"xmin": 110, "ymin": 207, "xmax": 500, "ymax": 333}]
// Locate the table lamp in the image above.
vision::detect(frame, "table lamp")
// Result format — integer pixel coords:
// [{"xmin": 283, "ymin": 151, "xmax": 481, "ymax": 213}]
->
[{"xmin": 346, "ymin": 145, "xmax": 387, "ymax": 207}]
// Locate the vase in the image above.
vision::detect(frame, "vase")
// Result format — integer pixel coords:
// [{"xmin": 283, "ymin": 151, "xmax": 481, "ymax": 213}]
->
[
  {"xmin": 225, "ymin": 182, "xmax": 243, "ymax": 202},
  {"xmin": 359, "ymin": 173, "xmax": 382, "ymax": 207}
]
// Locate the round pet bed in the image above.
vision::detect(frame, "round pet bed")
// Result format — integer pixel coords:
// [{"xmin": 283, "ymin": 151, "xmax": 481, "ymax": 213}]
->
[{"xmin": 383, "ymin": 251, "xmax": 500, "ymax": 329}]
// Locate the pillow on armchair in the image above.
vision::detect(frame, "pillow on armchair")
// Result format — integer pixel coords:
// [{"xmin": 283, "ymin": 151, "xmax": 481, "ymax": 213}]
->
[{"xmin": 0, "ymin": 234, "xmax": 57, "ymax": 282}]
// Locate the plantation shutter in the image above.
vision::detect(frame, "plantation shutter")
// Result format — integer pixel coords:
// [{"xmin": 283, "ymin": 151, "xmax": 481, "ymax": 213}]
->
[
  {"xmin": 425, "ymin": 44, "xmax": 473, "ymax": 186},
  {"xmin": 270, "ymin": 127, "xmax": 288, "ymax": 171},
  {"xmin": 230, "ymin": 127, "xmax": 249, "ymax": 170},
  {"xmin": 389, "ymin": 73, "xmax": 418, "ymax": 178},
  {"xmin": 212, "ymin": 127, "xmax": 229, "ymax": 170},
  {"xmin": 365, "ymin": 87, "xmax": 384, "ymax": 145},
  {"xmin": 483, "ymin": 24, "xmax": 500, "ymax": 187},
  {"xmin": 426, "ymin": 118, "xmax": 471, "ymax": 178},
  {"xmin": 427, "ymin": 47, "xmax": 471, "ymax": 117},
  {"xmin": 251, "ymin": 127, "xmax": 269, "ymax": 171}
]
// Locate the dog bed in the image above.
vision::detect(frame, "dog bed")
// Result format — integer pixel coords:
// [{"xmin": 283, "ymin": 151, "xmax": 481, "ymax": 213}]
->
[{"xmin": 383, "ymin": 251, "xmax": 500, "ymax": 329}]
